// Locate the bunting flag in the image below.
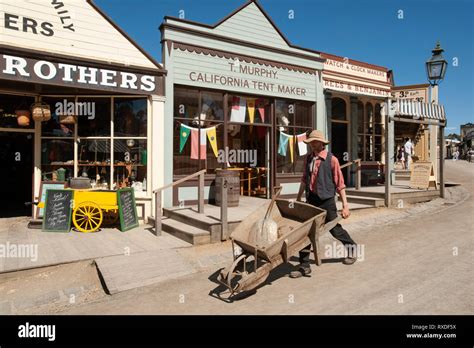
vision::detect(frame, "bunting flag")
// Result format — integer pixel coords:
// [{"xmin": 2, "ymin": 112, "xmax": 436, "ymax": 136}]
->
[
  {"xmin": 296, "ymin": 133, "xmax": 308, "ymax": 156},
  {"xmin": 230, "ymin": 96, "xmax": 247, "ymax": 122},
  {"xmin": 256, "ymin": 98, "xmax": 265, "ymax": 122},
  {"xmin": 182, "ymin": 123, "xmax": 219, "ymax": 159},
  {"xmin": 190, "ymin": 128, "xmax": 200, "ymax": 160},
  {"xmin": 179, "ymin": 124, "xmax": 191, "ymax": 153},
  {"xmin": 247, "ymin": 98, "xmax": 256, "ymax": 124},
  {"xmin": 199, "ymin": 128, "xmax": 207, "ymax": 159},
  {"xmin": 289, "ymin": 136, "xmax": 295, "ymax": 163},
  {"xmin": 206, "ymin": 126, "xmax": 218, "ymax": 157},
  {"xmin": 278, "ymin": 132, "xmax": 289, "ymax": 156}
]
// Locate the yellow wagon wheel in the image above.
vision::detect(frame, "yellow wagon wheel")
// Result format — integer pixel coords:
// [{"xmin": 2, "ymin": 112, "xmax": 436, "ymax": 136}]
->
[
  {"xmin": 73, "ymin": 202, "xmax": 103, "ymax": 233},
  {"xmin": 103, "ymin": 210, "xmax": 118, "ymax": 226}
]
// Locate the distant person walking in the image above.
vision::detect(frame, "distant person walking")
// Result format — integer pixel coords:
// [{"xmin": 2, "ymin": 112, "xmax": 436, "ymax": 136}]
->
[
  {"xmin": 404, "ymin": 138, "xmax": 413, "ymax": 170},
  {"xmin": 397, "ymin": 146, "xmax": 406, "ymax": 169}
]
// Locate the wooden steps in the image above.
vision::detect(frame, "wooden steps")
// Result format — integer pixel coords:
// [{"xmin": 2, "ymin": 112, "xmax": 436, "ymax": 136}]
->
[{"xmin": 148, "ymin": 207, "xmax": 242, "ymax": 245}]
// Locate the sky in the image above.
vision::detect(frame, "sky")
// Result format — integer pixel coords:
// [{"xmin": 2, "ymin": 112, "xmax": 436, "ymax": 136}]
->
[{"xmin": 95, "ymin": 0, "xmax": 474, "ymax": 134}]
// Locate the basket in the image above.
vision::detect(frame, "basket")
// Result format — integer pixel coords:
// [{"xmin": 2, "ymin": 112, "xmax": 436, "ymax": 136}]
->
[
  {"xmin": 59, "ymin": 114, "xmax": 77, "ymax": 124},
  {"xmin": 31, "ymin": 102, "xmax": 51, "ymax": 122},
  {"xmin": 15, "ymin": 109, "xmax": 31, "ymax": 126}
]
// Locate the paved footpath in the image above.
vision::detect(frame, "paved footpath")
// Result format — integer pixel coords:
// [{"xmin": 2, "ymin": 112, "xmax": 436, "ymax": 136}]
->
[{"xmin": 55, "ymin": 160, "xmax": 473, "ymax": 314}]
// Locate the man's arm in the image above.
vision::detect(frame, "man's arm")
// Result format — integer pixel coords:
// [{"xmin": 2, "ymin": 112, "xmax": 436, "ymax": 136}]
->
[
  {"xmin": 338, "ymin": 188, "xmax": 350, "ymax": 219},
  {"xmin": 332, "ymin": 156, "xmax": 350, "ymax": 219}
]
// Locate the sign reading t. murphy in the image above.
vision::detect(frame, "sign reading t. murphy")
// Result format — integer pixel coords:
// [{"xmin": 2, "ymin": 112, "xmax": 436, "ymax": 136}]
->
[{"xmin": 0, "ymin": 53, "xmax": 163, "ymax": 95}]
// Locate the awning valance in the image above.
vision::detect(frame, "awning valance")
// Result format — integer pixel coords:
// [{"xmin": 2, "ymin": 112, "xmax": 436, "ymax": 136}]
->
[{"xmin": 393, "ymin": 99, "xmax": 446, "ymax": 121}]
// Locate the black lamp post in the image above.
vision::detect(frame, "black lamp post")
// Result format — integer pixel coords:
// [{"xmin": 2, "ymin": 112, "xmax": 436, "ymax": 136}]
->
[{"xmin": 426, "ymin": 41, "xmax": 448, "ymax": 86}]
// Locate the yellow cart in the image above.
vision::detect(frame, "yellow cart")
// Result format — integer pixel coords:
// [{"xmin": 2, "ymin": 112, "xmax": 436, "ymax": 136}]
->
[
  {"xmin": 38, "ymin": 189, "xmax": 119, "ymax": 233},
  {"xmin": 71, "ymin": 190, "xmax": 119, "ymax": 233}
]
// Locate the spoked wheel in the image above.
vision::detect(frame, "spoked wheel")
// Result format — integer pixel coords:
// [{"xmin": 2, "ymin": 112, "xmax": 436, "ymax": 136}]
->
[
  {"xmin": 102, "ymin": 210, "xmax": 118, "ymax": 226},
  {"xmin": 73, "ymin": 202, "xmax": 103, "ymax": 233},
  {"xmin": 219, "ymin": 254, "xmax": 249, "ymax": 296}
]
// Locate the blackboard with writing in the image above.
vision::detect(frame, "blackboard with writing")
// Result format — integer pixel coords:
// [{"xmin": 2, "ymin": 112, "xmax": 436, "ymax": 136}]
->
[
  {"xmin": 117, "ymin": 188, "xmax": 139, "ymax": 232},
  {"xmin": 42, "ymin": 189, "xmax": 74, "ymax": 232}
]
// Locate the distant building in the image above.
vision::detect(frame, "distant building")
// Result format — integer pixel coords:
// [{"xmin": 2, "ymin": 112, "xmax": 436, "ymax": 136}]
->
[{"xmin": 460, "ymin": 123, "xmax": 474, "ymax": 156}]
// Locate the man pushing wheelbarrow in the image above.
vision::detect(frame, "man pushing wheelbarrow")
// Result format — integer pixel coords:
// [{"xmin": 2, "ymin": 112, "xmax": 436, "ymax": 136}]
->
[{"xmin": 291, "ymin": 129, "xmax": 357, "ymax": 278}]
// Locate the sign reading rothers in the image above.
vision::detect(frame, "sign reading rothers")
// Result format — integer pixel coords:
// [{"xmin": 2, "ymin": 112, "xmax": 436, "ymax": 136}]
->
[{"xmin": 0, "ymin": 54, "xmax": 163, "ymax": 95}]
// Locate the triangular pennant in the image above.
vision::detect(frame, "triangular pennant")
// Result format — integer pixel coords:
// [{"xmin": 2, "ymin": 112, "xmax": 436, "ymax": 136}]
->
[
  {"xmin": 230, "ymin": 96, "xmax": 246, "ymax": 122},
  {"xmin": 206, "ymin": 127, "xmax": 218, "ymax": 157},
  {"xmin": 256, "ymin": 98, "xmax": 265, "ymax": 122},
  {"xmin": 289, "ymin": 135, "xmax": 295, "ymax": 163},
  {"xmin": 190, "ymin": 128, "xmax": 199, "ymax": 160},
  {"xmin": 179, "ymin": 124, "xmax": 191, "ymax": 153},
  {"xmin": 247, "ymin": 98, "xmax": 256, "ymax": 124},
  {"xmin": 278, "ymin": 132, "xmax": 288, "ymax": 156},
  {"xmin": 297, "ymin": 133, "xmax": 308, "ymax": 156}
]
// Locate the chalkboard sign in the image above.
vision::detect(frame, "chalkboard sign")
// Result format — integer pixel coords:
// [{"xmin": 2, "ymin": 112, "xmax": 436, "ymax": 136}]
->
[
  {"xmin": 42, "ymin": 189, "xmax": 74, "ymax": 232},
  {"xmin": 117, "ymin": 188, "xmax": 139, "ymax": 232}
]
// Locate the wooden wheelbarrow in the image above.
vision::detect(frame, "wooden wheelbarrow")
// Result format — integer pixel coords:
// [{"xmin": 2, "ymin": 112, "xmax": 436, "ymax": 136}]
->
[{"xmin": 216, "ymin": 199, "xmax": 341, "ymax": 300}]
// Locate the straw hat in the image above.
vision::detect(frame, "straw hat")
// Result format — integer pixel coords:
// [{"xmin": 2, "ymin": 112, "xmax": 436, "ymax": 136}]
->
[{"xmin": 304, "ymin": 129, "xmax": 330, "ymax": 144}]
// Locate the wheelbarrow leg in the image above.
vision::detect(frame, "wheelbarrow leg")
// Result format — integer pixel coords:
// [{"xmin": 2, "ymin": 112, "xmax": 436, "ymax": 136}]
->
[{"xmin": 310, "ymin": 221, "xmax": 322, "ymax": 266}]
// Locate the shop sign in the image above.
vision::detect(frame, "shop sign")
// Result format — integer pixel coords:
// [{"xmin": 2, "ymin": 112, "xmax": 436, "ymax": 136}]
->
[
  {"xmin": 0, "ymin": 54, "xmax": 162, "ymax": 95},
  {"xmin": 391, "ymin": 85, "xmax": 429, "ymax": 102},
  {"xmin": 323, "ymin": 78, "xmax": 390, "ymax": 97},
  {"xmin": 323, "ymin": 58, "xmax": 388, "ymax": 83},
  {"xmin": 188, "ymin": 61, "xmax": 308, "ymax": 97}
]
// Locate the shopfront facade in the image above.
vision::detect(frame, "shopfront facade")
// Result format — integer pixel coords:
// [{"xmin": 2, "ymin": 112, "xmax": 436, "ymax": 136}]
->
[
  {"xmin": 160, "ymin": 1, "xmax": 325, "ymax": 206},
  {"xmin": 0, "ymin": 0, "xmax": 165, "ymax": 220},
  {"xmin": 320, "ymin": 52, "xmax": 394, "ymax": 187}
]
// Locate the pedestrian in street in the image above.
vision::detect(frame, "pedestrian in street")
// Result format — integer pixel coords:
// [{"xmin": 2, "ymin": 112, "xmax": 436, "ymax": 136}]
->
[
  {"xmin": 398, "ymin": 146, "xmax": 406, "ymax": 169},
  {"xmin": 404, "ymin": 137, "xmax": 413, "ymax": 170},
  {"xmin": 291, "ymin": 130, "xmax": 357, "ymax": 278}
]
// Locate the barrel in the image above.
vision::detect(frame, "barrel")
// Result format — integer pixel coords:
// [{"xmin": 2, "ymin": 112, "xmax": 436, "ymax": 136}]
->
[{"xmin": 215, "ymin": 170, "xmax": 240, "ymax": 207}]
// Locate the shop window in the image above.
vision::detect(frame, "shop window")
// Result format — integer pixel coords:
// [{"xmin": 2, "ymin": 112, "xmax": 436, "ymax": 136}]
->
[
  {"xmin": 77, "ymin": 97, "xmax": 111, "ymax": 137},
  {"xmin": 365, "ymin": 103, "xmax": 373, "ymax": 134},
  {"xmin": 113, "ymin": 139, "xmax": 147, "ymax": 191},
  {"xmin": 174, "ymin": 88, "xmax": 199, "ymax": 120},
  {"xmin": 77, "ymin": 139, "xmax": 111, "ymax": 189},
  {"xmin": 332, "ymin": 98, "xmax": 346, "ymax": 120},
  {"xmin": 228, "ymin": 95, "xmax": 270, "ymax": 125},
  {"xmin": 41, "ymin": 139, "xmax": 74, "ymax": 181},
  {"xmin": 357, "ymin": 102, "xmax": 364, "ymax": 134},
  {"xmin": 374, "ymin": 103, "xmax": 383, "ymax": 135},
  {"xmin": 277, "ymin": 98, "xmax": 312, "ymax": 174},
  {"xmin": 41, "ymin": 97, "xmax": 75, "ymax": 137},
  {"xmin": 358, "ymin": 102, "xmax": 384, "ymax": 162},
  {"xmin": 114, "ymin": 98, "xmax": 147, "ymax": 137},
  {"xmin": 173, "ymin": 119, "xmax": 200, "ymax": 176},
  {"xmin": 294, "ymin": 101, "xmax": 312, "ymax": 127},
  {"xmin": 0, "ymin": 94, "xmax": 35, "ymax": 129},
  {"xmin": 201, "ymin": 91, "xmax": 224, "ymax": 123},
  {"xmin": 174, "ymin": 87, "xmax": 225, "ymax": 176},
  {"xmin": 40, "ymin": 96, "xmax": 149, "ymax": 195}
]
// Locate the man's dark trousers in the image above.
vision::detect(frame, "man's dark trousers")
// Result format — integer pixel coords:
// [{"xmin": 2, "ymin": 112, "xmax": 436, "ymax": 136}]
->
[{"xmin": 299, "ymin": 191, "xmax": 356, "ymax": 266}]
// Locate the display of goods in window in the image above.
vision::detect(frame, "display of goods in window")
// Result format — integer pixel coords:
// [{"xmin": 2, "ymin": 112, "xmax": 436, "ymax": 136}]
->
[
  {"xmin": 15, "ymin": 109, "xmax": 31, "ymax": 126},
  {"xmin": 59, "ymin": 113, "xmax": 77, "ymax": 124},
  {"xmin": 31, "ymin": 102, "xmax": 52, "ymax": 122}
]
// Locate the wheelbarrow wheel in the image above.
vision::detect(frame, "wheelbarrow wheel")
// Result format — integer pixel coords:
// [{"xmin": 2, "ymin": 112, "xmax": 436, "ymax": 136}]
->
[
  {"xmin": 102, "ymin": 210, "xmax": 118, "ymax": 226},
  {"xmin": 73, "ymin": 202, "xmax": 103, "ymax": 233},
  {"xmin": 219, "ymin": 254, "xmax": 249, "ymax": 295}
]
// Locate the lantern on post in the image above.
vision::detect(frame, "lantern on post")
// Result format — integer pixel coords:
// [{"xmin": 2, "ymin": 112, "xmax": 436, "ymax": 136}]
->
[{"xmin": 426, "ymin": 41, "xmax": 448, "ymax": 86}]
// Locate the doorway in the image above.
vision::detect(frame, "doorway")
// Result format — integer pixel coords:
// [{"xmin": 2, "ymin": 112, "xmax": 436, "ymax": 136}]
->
[
  {"xmin": 331, "ymin": 122, "xmax": 349, "ymax": 184},
  {"xmin": 0, "ymin": 132, "xmax": 34, "ymax": 217}
]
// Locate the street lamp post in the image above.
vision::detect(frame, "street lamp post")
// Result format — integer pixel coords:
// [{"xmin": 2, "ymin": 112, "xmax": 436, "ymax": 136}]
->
[{"xmin": 426, "ymin": 41, "xmax": 448, "ymax": 197}]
